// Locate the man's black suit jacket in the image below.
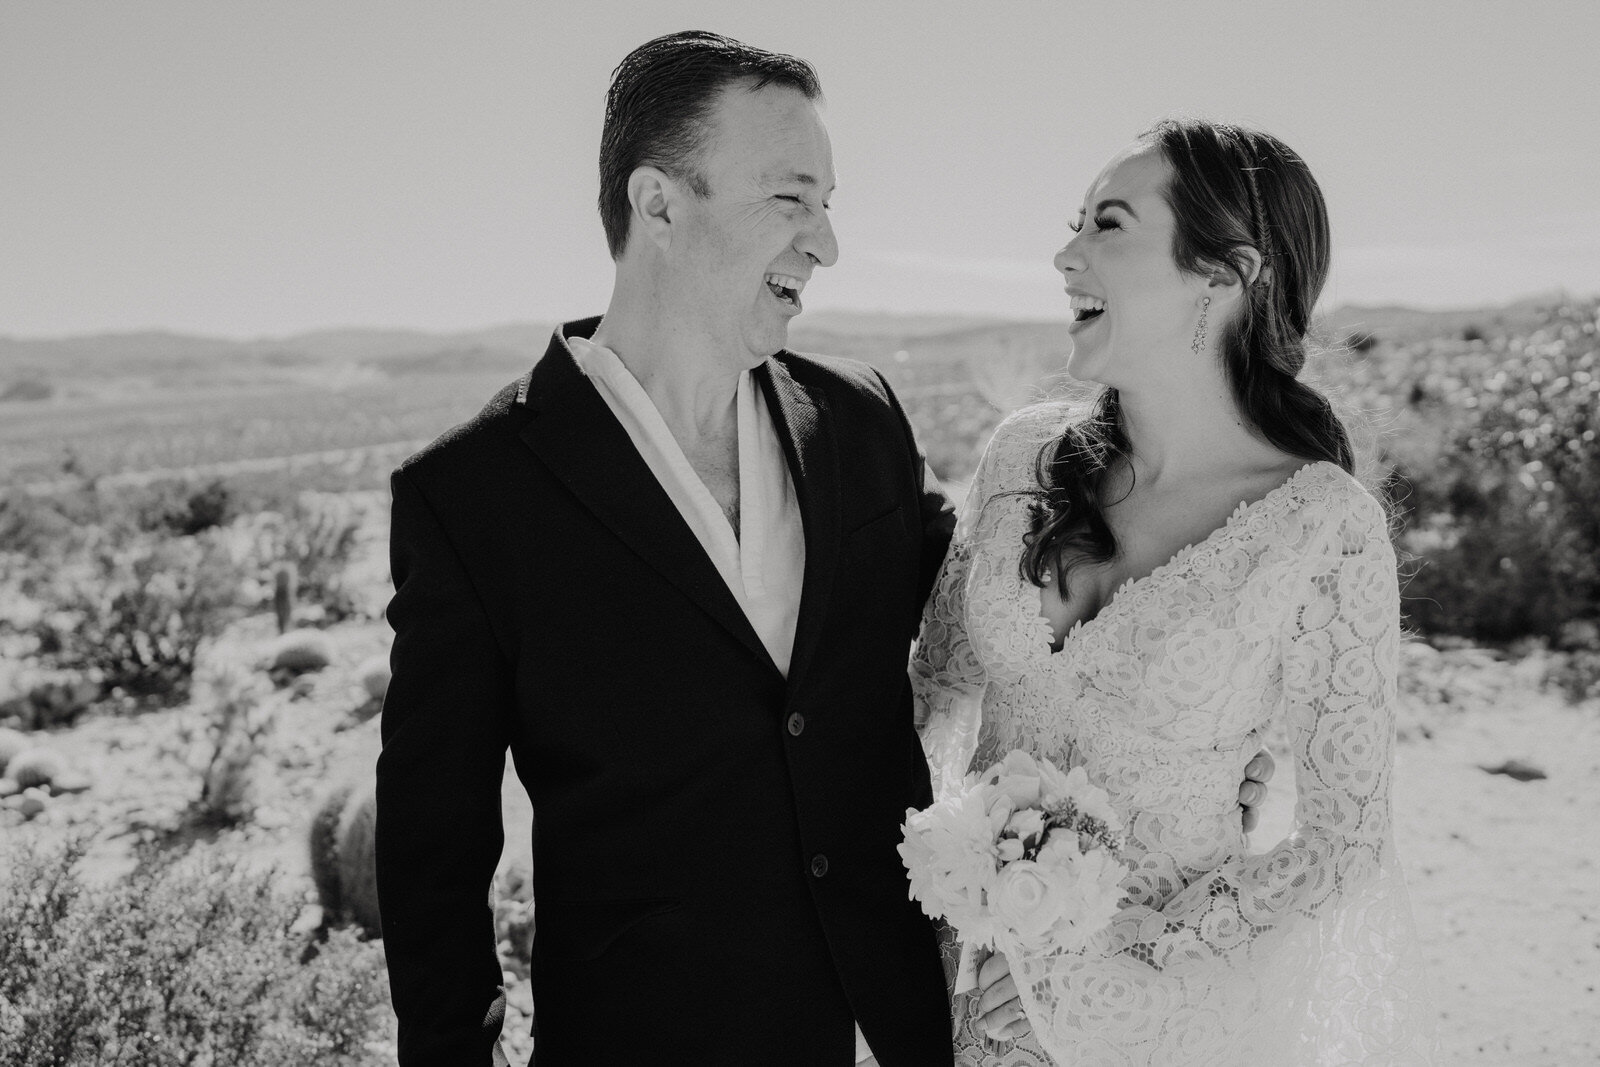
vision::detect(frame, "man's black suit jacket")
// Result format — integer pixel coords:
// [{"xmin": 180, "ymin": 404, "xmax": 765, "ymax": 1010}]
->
[{"xmin": 376, "ymin": 318, "xmax": 957, "ymax": 1066}]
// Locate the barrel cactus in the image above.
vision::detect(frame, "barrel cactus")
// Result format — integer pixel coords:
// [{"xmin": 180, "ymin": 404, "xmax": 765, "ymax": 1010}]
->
[
  {"xmin": 309, "ymin": 780, "xmax": 380, "ymax": 937},
  {"xmin": 7, "ymin": 747, "xmax": 64, "ymax": 790}
]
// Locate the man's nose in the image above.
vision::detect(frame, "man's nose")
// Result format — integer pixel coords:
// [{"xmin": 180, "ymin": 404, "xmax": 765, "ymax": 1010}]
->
[{"xmin": 799, "ymin": 211, "xmax": 838, "ymax": 268}]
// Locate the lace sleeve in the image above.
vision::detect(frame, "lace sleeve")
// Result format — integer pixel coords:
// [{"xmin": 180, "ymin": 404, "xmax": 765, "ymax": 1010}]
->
[
  {"xmin": 909, "ymin": 472, "xmax": 992, "ymax": 799},
  {"xmin": 1099, "ymin": 490, "xmax": 1399, "ymax": 968},
  {"xmin": 911, "ymin": 405, "xmax": 1069, "ymax": 798}
]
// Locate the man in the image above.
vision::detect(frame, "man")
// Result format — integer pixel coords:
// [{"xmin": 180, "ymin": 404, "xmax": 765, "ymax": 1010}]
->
[
  {"xmin": 376, "ymin": 31, "xmax": 953, "ymax": 1066},
  {"xmin": 375, "ymin": 30, "xmax": 1272, "ymax": 1066}
]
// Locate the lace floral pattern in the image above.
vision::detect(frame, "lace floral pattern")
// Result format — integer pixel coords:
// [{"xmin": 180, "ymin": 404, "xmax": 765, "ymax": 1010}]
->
[{"xmin": 912, "ymin": 405, "xmax": 1434, "ymax": 1065}]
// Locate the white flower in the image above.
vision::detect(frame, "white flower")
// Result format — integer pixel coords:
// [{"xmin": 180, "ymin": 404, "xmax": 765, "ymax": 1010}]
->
[
  {"xmin": 990, "ymin": 860, "xmax": 1066, "ymax": 948},
  {"xmin": 898, "ymin": 790, "xmax": 1000, "ymax": 935},
  {"xmin": 1056, "ymin": 765, "xmax": 1122, "ymax": 831},
  {"xmin": 1004, "ymin": 808, "xmax": 1047, "ymax": 846}
]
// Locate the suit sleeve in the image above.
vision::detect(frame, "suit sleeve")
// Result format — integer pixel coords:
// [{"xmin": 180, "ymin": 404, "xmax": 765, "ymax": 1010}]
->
[
  {"xmin": 377, "ymin": 466, "xmax": 514, "ymax": 1066},
  {"xmin": 869, "ymin": 367, "xmax": 957, "ymax": 630}
]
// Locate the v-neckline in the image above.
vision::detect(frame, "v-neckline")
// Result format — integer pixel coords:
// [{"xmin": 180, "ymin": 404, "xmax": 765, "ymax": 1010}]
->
[{"xmin": 1034, "ymin": 460, "xmax": 1330, "ymax": 656}]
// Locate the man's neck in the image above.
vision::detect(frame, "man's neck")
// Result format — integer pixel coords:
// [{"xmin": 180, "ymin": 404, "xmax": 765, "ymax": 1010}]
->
[{"xmin": 590, "ymin": 303, "xmax": 746, "ymax": 447}]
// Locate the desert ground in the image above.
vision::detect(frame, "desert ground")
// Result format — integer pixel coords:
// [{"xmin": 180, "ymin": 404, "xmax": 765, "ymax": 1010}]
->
[{"xmin": 3, "ymin": 605, "xmax": 1596, "ymax": 1065}]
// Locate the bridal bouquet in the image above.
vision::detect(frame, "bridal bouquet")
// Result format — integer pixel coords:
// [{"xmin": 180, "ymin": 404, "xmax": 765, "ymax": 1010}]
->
[{"xmin": 898, "ymin": 751, "xmax": 1129, "ymax": 967}]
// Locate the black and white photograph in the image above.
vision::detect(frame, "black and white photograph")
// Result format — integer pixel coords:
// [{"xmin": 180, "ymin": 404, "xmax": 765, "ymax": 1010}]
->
[{"xmin": 2, "ymin": 2, "xmax": 1596, "ymax": 1064}]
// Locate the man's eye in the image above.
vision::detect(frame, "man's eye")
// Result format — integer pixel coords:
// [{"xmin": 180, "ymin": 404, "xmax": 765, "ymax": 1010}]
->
[
  {"xmin": 777, "ymin": 195, "xmax": 803, "ymax": 203},
  {"xmin": 1094, "ymin": 216, "xmax": 1120, "ymax": 231},
  {"xmin": 1068, "ymin": 217, "xmax": 1084, "ymax": 234}
]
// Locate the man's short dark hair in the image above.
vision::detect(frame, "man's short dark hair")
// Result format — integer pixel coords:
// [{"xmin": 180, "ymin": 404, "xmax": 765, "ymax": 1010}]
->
[{"xmin": 598, "ymin": 30, "xmax": 822, "ymax": 259}]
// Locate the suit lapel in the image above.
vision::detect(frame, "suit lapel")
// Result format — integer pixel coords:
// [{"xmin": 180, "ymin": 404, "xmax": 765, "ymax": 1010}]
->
[
  {"xmin": 518, "ymin": 323, "xmax": 778, "ymax": 674},
  {"xmin": 757, "ymin": 356, "xmax": 841, "ymax": 694}
]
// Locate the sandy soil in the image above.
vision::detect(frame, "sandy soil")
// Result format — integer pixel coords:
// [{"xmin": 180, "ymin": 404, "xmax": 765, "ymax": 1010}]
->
[{"xmin": 4, "ymin": 623, "xmax": 1597, "ymax": 1065}]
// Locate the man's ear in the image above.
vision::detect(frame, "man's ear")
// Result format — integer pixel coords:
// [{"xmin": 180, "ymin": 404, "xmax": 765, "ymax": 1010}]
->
[{"xmin": 628, "ymin": 166, "xmax": 675, "ymax": 252}]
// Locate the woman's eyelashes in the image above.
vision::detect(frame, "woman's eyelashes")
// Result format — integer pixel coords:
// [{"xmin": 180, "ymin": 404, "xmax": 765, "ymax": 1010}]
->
[{"xmin": 1067, "ymin": 214, "xmax": 1120, "ymax": 235}]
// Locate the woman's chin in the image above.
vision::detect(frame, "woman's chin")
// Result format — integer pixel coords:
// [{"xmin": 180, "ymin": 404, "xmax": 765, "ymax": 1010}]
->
[{"xmin": 1066, "ymin": 349, "xmax": 1110, "ymax": 386}]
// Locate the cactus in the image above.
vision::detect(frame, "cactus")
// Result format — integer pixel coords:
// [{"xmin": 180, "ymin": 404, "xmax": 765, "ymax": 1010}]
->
[
  {"xmin": 308, "ymin": 780, "xmax": 380, "ymax": 937},
  {"xmin": 269, "ymin": 629, "xmax": 332, "ymax": 675},
  {"xmin": 8, "ymin": 747, "xmax": 64, "ymax": 790},
  {"xmin": 356, "ymin": 654, "xmax": 391, "ymax": 703},
  {"xmin": 273, "ymin": 563, "xmax": 297, "ymax": 634},
  {"xmin": 0, "ymin": 727, "xmax": 29, "ymax": 776}
]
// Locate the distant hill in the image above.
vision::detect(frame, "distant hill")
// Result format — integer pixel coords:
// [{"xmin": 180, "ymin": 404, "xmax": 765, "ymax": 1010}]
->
[
  {"xmin": 1318, "ymin": 292, "xmax": 1583, "ymax": 346},
  {"xmin": 2, "ymin": 292, "xmax": 1589, "ymax": 405}
]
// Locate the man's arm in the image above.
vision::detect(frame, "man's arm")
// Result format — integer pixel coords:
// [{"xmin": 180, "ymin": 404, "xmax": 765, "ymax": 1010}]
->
[
  {"xmin": 377, "ymin": 467, "xmax": 514, "ymax": 1066},
  {"xmin": 866, "ymin": 367, "xmax": 957, "ymax": 625}
]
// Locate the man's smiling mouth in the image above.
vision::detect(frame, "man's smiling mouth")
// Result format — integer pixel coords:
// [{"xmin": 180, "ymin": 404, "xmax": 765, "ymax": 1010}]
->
[{"xmin": 765, "ymin": 273, "xmax": 806, "ymax": 307}]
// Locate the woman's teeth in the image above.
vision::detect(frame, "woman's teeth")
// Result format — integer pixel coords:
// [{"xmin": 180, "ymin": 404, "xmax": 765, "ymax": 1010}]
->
[{"xmin": 1069, "ymin": 293, "xmax": 1106, "ymax": 322}]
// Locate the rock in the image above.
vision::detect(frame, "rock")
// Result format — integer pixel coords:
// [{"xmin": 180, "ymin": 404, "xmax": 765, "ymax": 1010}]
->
[
  {"xmin": 0, "ymin": 727, "xmax": 29, "ymax": 775},
  {"xmin": 356, "ymin": 654, "xmax": 391, "ymax": 702},
  {"xmin": 1480, "ymin": 759, "xmax": 1548, "ymax": 782},
  {"xmin": 7, "ymin": 747, "xmax": 65, "ymax": 789},
  {"xmin": 270, "ymin": 630, "xmax": 333, "ymax": 674}
]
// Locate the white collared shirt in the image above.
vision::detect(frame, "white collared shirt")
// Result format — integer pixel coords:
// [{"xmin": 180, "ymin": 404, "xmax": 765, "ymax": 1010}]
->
[
  {"xmin": 567, "ymin": 334, "xmax": 875, "ymax": 1064},
  {"xmin": 567, "ymin": 333, "xmax": 806, "ymax": 677}
]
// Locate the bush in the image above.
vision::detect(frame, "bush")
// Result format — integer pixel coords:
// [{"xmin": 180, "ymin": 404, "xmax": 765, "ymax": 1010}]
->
[
  {"xmin": 133, "ymin": 478, "xmax": 237, "ymax": 537},
  {"xmin": 0, "ymin": 838, "xmax": 392, "ymax": 1066},
  {"xmin": 1384, "ymin": 301, "xmax": 1600, "ymax": 640},
  {"xmin": 194, "ymin": 665, "xmax": 278, "ymax": 825},
  {"xmin": 31, "ymin": 532, "xmax": 241, "ymax": 705},
  {"xmin": 235, "ymin": 494, "xmax": 368, "ymax": 624}
]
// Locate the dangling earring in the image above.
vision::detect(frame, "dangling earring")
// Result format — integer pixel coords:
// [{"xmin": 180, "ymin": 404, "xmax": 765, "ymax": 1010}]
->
[{"xmin": 1190, "ymin": 296, "xmax": 1211, "ymax": 355}]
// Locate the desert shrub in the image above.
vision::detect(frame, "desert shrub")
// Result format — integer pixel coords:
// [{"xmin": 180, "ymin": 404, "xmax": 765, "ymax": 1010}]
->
[
  {"xmin": 1384, "ymin": 301, "xmax": 1600, "ymax": 640},
  {"xmin": 131, "ymin": 478, "xmax": 237, "ymax": 536},
  {"xmin": 194, "ymin": 665, "xmax": 278, "ymax": 825},
  {"xmin": 0, "ymin": 838, "xmax": 392, "ymax": 1067},
  {"xmin": 235, "ymin": 494, "xmax": 368, "ymax": 624},
  {"xmin": 32, "ymin": 532, "xmax": 241, "ymax": 705}
]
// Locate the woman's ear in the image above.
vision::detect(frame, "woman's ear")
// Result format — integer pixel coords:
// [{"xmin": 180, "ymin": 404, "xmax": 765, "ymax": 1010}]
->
[{"xmin": 1204, "ymin": 246, "xmax": 1264, "ymax": 310}]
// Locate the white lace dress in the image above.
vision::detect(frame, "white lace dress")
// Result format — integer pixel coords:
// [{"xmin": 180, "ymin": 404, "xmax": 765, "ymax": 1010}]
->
[{"xmin": 913, "ymin": 406, "xmax": 1435, "ymax": 1066}]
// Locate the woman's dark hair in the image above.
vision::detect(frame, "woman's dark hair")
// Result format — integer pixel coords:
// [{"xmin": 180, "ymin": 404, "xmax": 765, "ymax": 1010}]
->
[
  {"xmin": 598, "ymin": 30, "xmax": 822, "ymax": 259},
  {"xmin": 1022, "ymin": 117, "xmax": 1354, "ymax": 594}
]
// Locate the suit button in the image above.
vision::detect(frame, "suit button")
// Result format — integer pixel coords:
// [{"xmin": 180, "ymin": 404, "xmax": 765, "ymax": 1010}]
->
[
  {"xmin": 810, "ymin": 854, "xmax": 829, "ymax": 878},
  {"xmin": 786, "ymin": 712, "xmax": 806, "ymax": 736}
]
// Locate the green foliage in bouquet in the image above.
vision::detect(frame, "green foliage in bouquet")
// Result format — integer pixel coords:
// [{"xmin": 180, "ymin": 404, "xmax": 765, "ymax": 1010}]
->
[{"xmin": 0, "ymin": 839, "xmax": 392, "ymax": 1067}]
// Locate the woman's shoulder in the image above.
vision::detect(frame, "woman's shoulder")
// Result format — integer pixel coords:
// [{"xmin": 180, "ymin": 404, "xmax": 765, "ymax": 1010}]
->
[
  {"xmin": 1272, "ymin": 461, "xmax": 1394, "ymax": 562},
  {"xmin": 979, "ymin": 401, "xmax": 1081, "ymax": 471}
]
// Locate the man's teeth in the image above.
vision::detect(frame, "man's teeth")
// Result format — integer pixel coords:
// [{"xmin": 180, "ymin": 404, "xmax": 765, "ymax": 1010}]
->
[
  {"xmin": 765, "ymin": 274, "xmax": 806, "ymax": 299},
  {"xmin": 1068, "ymin": 294, "xmax": 1106, "ymax": 313}
]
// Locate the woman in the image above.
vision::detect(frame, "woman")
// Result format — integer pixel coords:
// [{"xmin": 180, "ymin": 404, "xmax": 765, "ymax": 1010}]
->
[{"xmin": 912, "ymin": 119, "xmax": 1434, "ymax": 1064}]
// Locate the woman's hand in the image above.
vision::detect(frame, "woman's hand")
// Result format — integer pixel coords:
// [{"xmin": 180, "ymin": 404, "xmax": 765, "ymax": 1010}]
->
[
  {"xmin": 1239, "ymin": 747, "xmax": 1276, "ymax": 833},
  {"xmin": 974, "ymin": 949, "xmax": 1031, "ymax": 1042}
]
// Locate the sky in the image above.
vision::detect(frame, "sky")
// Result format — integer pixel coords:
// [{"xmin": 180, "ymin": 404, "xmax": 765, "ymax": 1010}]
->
[{"xmin": 2, "ymin": 0, "xmax": 1597, "ymax": 338}]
